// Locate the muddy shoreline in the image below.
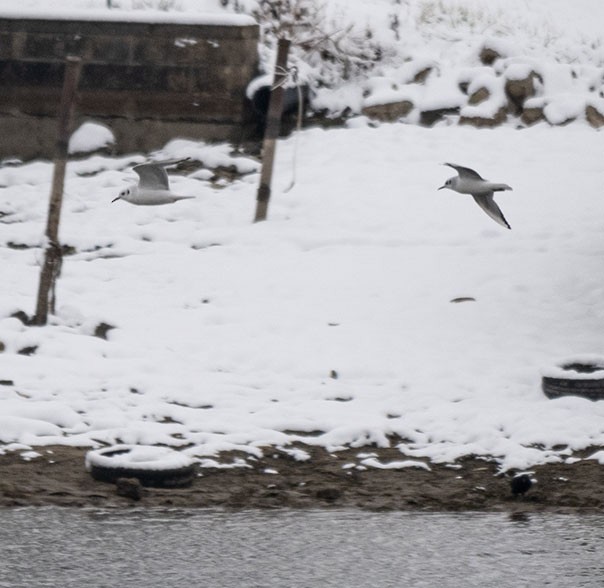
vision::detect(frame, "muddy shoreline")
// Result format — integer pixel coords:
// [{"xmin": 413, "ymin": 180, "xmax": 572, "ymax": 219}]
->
[{"xmin": 1, "ymin": 445, "xmax": 603, "ymax": 512}]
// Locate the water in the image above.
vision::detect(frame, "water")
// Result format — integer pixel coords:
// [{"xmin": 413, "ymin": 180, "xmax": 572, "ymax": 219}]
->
[{"xmin": 1, "ymin": 509, "xmax": 602, "ymax": 588}]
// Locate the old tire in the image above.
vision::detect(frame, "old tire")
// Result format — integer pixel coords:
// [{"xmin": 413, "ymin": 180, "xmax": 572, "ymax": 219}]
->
[
  {"xmin": 85, "ymin": 445, "xmax": 196, "ymax": 488},
  {"xmin": 541, "ymin": 357, "xmax": 604, "ymax": 401}
]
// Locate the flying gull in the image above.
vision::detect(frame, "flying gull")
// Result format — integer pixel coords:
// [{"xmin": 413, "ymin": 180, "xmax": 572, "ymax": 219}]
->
[
  {"xmin": 438, "ymin": 163, "xmax": 513, "ymax": 229},
  {"xmin": 112, "ymin": 159, "xmax": 195, "ymax": 205}
]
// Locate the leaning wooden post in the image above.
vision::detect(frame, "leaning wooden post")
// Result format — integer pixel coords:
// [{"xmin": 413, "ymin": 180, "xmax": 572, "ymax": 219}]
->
[
  {"xmin": 253, "ymin": 38, "xmax": 291, "ymax": 222},
  {"xmin": 33, "ymin": 56, "xmax": 82, "ymax": 326}
]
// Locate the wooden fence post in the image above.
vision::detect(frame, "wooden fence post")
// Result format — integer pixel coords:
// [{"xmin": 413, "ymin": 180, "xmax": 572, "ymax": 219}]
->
[
  {"xmin": 253, "ymin": 38, "xmax": 291, "ymax": 222},
  {"xmin": 33, "ymin": 56, "xmax": 82, "ymax": 326}
]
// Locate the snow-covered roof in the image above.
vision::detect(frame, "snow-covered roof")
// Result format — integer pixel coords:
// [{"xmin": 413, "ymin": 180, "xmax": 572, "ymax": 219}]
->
[{"xmin": 0, "ymin": 8, "xmax": 256, "ymax": 26}]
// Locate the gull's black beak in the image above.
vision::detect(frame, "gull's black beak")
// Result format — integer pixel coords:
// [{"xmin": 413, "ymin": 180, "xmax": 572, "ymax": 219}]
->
[
  {"xmin": 112, "ymin": 196, "xmax": 121, "ymax": 203},
  {"xmin": 437, "ymin": 185, "xmax": 446, "ymax": 190}
]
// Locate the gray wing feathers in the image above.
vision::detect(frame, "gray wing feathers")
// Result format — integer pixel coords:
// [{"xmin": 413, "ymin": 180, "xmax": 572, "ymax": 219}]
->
[
  {"xmin": 133, "ymin": 164, "xmax": 170, "ymax": 190},
  {"xmin": 444, "ymin": 163, "xmax": 484, "ymax": 180},
  {"xmin": 472, "ymin": 193, "xmax": 511, "ymax": 229},
  {"xmin": 490, "ymin": 183, "xmax": 513, "ymax": 192},
  {"xmin": 132, "ymin": 158, "xmax": 190, "ymax": 190}
]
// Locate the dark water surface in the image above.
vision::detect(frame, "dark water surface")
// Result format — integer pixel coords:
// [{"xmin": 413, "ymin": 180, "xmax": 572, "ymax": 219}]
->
[{"xmin": 1, "ymin": 508, "xmax": 602, "ymax": 588}]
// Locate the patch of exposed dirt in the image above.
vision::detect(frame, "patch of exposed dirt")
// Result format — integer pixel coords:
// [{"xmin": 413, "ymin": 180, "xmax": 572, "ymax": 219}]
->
[{"xmin": 0, "ymin": 444, "xmax": 603, "ymax": 512}]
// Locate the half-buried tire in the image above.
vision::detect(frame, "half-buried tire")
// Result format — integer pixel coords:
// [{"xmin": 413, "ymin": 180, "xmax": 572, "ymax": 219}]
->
[
  {"xmin": 85, "ymin": 445, "xmax": 196, "ymax": 488},
  {"xmin": 541, "ymin": 356, "xmax": 604, "ymax": 401}
]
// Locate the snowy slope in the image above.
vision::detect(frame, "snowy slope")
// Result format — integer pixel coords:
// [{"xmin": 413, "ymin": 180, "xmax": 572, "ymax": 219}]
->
[
  {"xmin": 1, "ymin": 0, "xmax": 604, "ymax": 472},
  {"xmin": 2, "ymin": 122, "xmax": 604, "ymax": 472}
]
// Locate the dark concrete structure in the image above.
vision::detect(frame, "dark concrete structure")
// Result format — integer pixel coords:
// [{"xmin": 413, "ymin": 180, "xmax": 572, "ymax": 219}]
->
[{"xmin": 0, "ymin": 12, "xmax": 259, "ymax": 159}]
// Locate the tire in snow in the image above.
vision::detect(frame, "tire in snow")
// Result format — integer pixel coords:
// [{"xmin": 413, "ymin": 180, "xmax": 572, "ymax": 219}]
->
[
  {"xmin": 541, "ymin": 357, "xmax": 604, "ymax": 401},
  {"xmin": 85, "ymin": 445, "xmax": 196, "ymax": 488}
]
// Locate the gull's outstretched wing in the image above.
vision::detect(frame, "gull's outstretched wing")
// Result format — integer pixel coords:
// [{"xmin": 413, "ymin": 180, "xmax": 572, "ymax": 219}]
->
[
  {"xmin": 133, "ymin": 163, "xmax": 170, "ymax": 190},
  {"xmin": 472, "ymin": 193, "xmax": 511, "ymax": 229},
  {"xmin": 132, "ymin": 159, "xmax": 190, "ymax": 190},
  {"xmin": 444, "ymin": 163, "xmax": 484, "ymax": 181}
]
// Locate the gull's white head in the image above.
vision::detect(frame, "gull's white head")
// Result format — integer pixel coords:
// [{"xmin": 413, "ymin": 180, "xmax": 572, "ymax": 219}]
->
[
  {"xmin": 112, "ymin": 187, "xmax": 132, "ymax": 203},
  {"xmin": 438, "ymin": 177, "xmax": 457, "ymax": 191}
]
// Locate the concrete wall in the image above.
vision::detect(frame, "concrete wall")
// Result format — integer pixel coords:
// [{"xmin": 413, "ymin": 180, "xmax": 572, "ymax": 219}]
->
[{"xmin": 0, "ymin": 14, "xmax": 259, "ymax": 159}]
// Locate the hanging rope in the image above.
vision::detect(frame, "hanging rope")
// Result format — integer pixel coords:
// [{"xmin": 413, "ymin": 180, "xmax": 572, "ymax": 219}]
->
[{"xmin": 271, "ymin": 65, "xmax": 304, "ymax": 194}]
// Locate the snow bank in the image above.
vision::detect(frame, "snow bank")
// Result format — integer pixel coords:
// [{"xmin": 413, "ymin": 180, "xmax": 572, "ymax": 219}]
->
[
  {"xmin": 69, "ymin": 123, "xmax": 115, "ymax": 155},
  {"xmin": 359, "ymin": 457, "xmax": 431, "ymax": 471},
  {"xmin": 0, "ymin": 417, "xmax": 63, "ymax": 444},
  {"xmin": 2, "ymin": 0, "xmax": 604, "ymax": 473},
  {"xmin": 2, "ymin": 122, "xmax": 604, "ymax": 472}
]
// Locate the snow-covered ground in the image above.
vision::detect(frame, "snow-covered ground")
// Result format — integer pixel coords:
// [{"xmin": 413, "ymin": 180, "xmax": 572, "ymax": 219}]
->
[{"xmin": 1, "ymin": 1, "xmax": 604, "ymax": 473}]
